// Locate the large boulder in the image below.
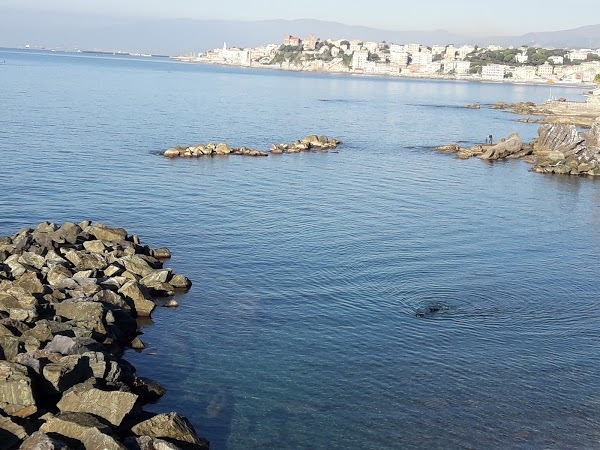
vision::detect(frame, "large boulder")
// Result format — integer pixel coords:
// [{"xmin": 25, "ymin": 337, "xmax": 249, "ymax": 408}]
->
[
  {"xmin": 215, "ymin": 142, "xmax": 232, "ymax": 155},
  {"xmin": 54, "ymin": 300, "xmax": 106, "ymax": 324},
  {"xmin": 40, "ymin": 412, "xmax": 127, "ymax": 450},
  {"xmin": 0, "ymin": 413, "xmax": 28, "ymax": 448},
  {"xmin": 118, "ymin": 281, "xmax": 155, "ymax": 317},
  {"xmin": 0, "ymin": 362, "xmax": 37, "ymax": 418},
  {"xmin": 57, "ymin": 383, "xmax": 140, "ymax": 427},
  {"xmin": 480, "ymin": 133, "xmax": 526, "ymax": 160},
  {"xmin": 131, "ymin": 413, "xmax": 208, "ymax": 448},
  {"xmin": 533, "ymin": 123, "xmax": 584, "ymax": 155},
  {"xmin": 86, "ymin": 223, "xmax": 128, "ymax": 243}
]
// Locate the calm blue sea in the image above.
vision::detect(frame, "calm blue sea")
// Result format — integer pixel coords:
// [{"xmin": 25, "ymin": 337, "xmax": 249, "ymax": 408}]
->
[{"xmin": 2, "ymin": 48, "xmax": 600, "ymax": 449}]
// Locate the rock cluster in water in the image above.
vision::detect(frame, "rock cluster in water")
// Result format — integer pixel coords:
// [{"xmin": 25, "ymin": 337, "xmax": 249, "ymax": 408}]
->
[
  {"xmin": 270, "ymin": 135, "xmax": 341, "ymax": 154},
  {"xmin": 0, "ymin": 221, "xmax": 208, "ymax": 449},
  {"xmin": 164, "ymin": 142, "xmax": 268, "ymax": 158},
  {"xmin": 435, "ymin": 118, "xmax": 600, "ymax": 176},
  {"xmin": 163, "ymin": 135, "xmax": 341, "ymax": 158}
]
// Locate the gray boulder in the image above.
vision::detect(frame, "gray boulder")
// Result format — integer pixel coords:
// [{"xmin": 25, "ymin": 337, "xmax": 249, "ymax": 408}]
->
[{"xmin": 19, "ymin": 431, "xmax": 71, "ymax": 450}]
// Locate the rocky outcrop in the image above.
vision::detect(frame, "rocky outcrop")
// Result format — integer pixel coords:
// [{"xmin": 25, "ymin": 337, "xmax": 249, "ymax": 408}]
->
[
  {"xmin": 164, "ymin": 135, "xmax": 342, "ymax": 158},
  {"xmin": 164, "ymin": 142, "xmax": 268, "ymax": 158},
  {"xmin": 0, "ymin": 221, "xmax": 207, "ymax": 449},
  {"xmin": 434, "ymin": 118, "xmax": 600, "ymax": 177},
  {"xmin": 270, "ymin": 135, "xmax": 341, "ymax": 154},
  {"xmin": 480, "ymin": 133, "xmax": 531, "ymax": 160},
  {"xmin": 532, "ymin": 118, "xmax": 600, "ymax": 175}
]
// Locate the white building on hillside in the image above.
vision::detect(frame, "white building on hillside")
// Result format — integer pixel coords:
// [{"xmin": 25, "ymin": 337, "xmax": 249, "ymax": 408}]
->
[
  {"xmin": 412, "ymin": 50, "xmax": 433, "ymax": 66},
  {"xmin": 389, "ymin": 51, "xmax": 409, "ymax": 66},
  {"xmin": 352, "ymin": 50, "xmax": 369, "ymax": 70}
]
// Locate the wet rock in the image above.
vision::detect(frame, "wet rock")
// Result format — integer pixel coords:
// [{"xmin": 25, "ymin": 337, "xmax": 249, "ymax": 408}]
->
[
  {"xmin": 87, "ymin": 224, "xmax": 128, "ymax": 243},
  {"xmin": 168, "ymin": 275, "xmax": 192, "ymax": 290},
  {"xmin": 131, "ymin": 413, "xmax": 208, "ymax": 448}
]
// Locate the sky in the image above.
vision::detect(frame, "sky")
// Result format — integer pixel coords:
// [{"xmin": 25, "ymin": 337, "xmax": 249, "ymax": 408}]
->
[{"xmin": 2, "ymin": 0, "xmax": 600, "ymax": 36}]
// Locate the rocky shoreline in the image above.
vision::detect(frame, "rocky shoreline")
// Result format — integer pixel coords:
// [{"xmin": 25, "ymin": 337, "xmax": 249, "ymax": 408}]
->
[
  {"xmin": 0, "ymin": 221, "xmax": 208, "ymax": 449},
  {"xmin": 163, "ymin": 135, "xmax": 341, "ymax": 158},
  {"xmin": 435, "ymin": 118, "xmax": 600, "ymax": 176}
]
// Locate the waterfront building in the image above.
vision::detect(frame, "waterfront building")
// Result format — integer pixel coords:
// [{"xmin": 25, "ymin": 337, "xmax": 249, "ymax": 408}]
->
[
  {"xmin": 352, "ymin": 50, "xmax": 369, "ymax": 70},
  {"xmin": 412, "ymin": 50, "xmax": 433, "ymax": 66},
  {"xmin": 443, "ymin": 60, "xmax": 471, "ymax": 74},
  {"xmin": 389, "ymin": 51, "xmax": 409, "ymax": 66},
  {"xmin": 536, "ymin": 63, "xmax": 554, "ymax": 78},
  {"xmin": 512, "ymin": 66, "xmax": 537, "ymax": 81},
  {"xmin": 481, "ymin": 64, "xmax": 507, "ymax": 80}
]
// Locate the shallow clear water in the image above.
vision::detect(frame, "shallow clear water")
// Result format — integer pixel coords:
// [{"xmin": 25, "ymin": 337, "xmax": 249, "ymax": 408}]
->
[{"xmin": 2, "ymin": 49, "xmax": 600, "ymax": 449}]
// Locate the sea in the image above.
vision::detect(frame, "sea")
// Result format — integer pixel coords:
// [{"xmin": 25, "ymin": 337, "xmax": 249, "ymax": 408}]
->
[{"xmin": 1, "ymin": 48, "xmax": 600, "ymax": 449}]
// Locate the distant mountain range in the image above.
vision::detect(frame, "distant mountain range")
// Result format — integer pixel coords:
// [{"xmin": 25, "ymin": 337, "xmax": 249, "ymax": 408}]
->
[{"xmin": 1, "ymin": 10, "xmax": 599, "ymax": 55}]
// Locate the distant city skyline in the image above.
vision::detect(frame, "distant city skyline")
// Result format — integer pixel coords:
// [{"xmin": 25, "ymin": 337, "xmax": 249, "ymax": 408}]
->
[{"xmin": 2, "ymin": 0, "xmax": 600, "ymax": 37}]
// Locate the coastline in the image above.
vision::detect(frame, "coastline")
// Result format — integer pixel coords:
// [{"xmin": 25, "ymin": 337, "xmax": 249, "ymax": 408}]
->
[{"xmin": 170, "ymin": 58, "xmax": 596, "ymax": 89}]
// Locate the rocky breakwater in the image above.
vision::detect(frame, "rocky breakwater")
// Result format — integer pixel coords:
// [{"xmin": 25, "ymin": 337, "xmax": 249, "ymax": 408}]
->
[
  {"xmin": 434, "ymin": 117, "xmax": 600, "ymax": 177},
  {"xmin": 164, "ymin": 142, "xmax": 268, "ymax": 158},
  {"xmin": 270, "ymin": 135, "xmax": 341, "ymax": 154},
  {"xmin": 0, "ymin": 221, "xmax": 208, "ymax": 449}
]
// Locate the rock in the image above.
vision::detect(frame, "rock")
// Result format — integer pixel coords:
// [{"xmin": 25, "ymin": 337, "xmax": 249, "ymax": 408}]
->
[
  {"xmin": 465, "ymin": 103, "xmax": 481, "ymax": 109},
  {"xmin": 131, "ymin": 338, "xmax": 145, "ymax": 350},
  {"xmin": 215, "ymin": 142, "xmax": 232, "ymax": 155},
  {"xmin": 51, "ymin": 222, "xmax": 82, "ymax": 246},
  {"xmin": 40, "ymin": 412, "xmax": 127, "ymax": 450},
  {"xmin": 44, "ymin": 335, "xmax": 104, "ymax": 356},
  {"xmin": 131, "ymin": 413, "xmax": 208, "ymax": 448},
  {"xmin": 151, "ymin": 248, "xmax": 171, "ymax": 260},
  {"xmin": 118, "ymin": 281, "xmax": 155, "ymax": 317},
  {"xmin": 533, "ymin": 123, "xmax": 584, "ymax": 155},
  {"xmin": 164, "ymin": 299, "xmax": 179, "ymax": 308},
  {"xmin": 168, "ymin": 275, "xmax": 192, "ymax": 290},
  {"xmin": 64, "ymin": 251, "xmax": 107, "ymax": 271},
  {"xmin": 0, "ymin": 335, "xmax": 21, "ymax": 361},
  {"xmin": 435, "ymin": 144, "xmax": 460, "ymax": 152},
  {"xmin": 164, "ymin": 148, "xmax": 182, "ymax": 158},
  {"xmin": 139, "ymin": 270, "xmax": 171, "ymax": 287},
  {"xmin": 120, "ymin": 256, "xmax": 154, "ymax": 278},
  {"xmin": 82, "ymin": 240, "xmax": 107, "ymax": 254},
  {"xmin": 0, "ymin": 413, "xmax": 28, "ymax": 448},
  {"xmin": 0, "ymin": 362, "xmax": 37, "ymax": 418},
  {"xmin": 87, "ymin": 223, "xmax": 128, "ymax": 243},
  {"xmin": 123, "ymin": 436, "xmax": 182, "ymax": 450},
  {"xmin": 13, "ymin": 272, "xmax": 45, "ymax": 295},
  {"xmin": 480, "ymin": 133, "xmax": 524, "ymax": 160},
  {"xmin": 46, "ymin": 266, "xmax": 73, "ymax": 286},
  {"xmin": 132, "ymin": 377, "xmax": 166, "ymax": 404},
  {"xmin": 41, "ymin": 354, "xmax": 89, "ymax": 393},
  {"xmin": 19, "ymin": 431, "xmax": 70, "ymax": 450},
  {"xmin": 54, "ymin": 300, "xmax": 105, "ymax": 324},
  {"xmin": 18, "ymin": 252, "xmax": 46, "ymax": 270},
  {"xmin": 57, "ymin": 383, "xmax": 140, "ymax": 427}
]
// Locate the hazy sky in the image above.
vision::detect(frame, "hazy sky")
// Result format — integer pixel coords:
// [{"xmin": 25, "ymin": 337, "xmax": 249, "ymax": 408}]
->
[{"xmin": 2, "ymin": 0, "xmax": 599, "ymax": 36}]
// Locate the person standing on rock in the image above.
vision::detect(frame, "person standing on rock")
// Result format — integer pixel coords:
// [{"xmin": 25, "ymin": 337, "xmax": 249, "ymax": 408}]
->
[{"xmin": 488, "ymin": 134, "xmax": 493, "ymax": 145}]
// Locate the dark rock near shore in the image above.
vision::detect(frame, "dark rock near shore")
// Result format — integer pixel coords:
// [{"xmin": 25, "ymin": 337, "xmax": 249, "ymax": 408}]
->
[{"xmin": 0, "ymin": 221, "xmax": 207, "ymax": 448}]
